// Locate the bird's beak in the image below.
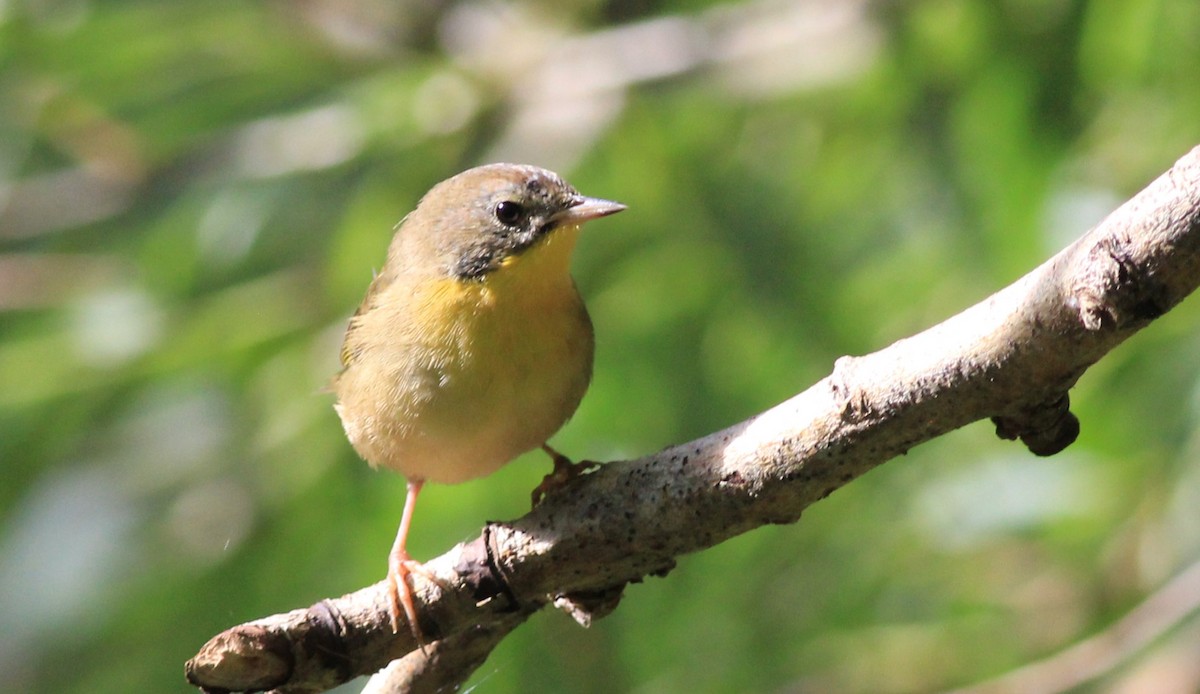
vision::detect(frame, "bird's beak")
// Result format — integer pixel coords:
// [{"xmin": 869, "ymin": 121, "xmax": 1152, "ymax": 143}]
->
[{"xmin": 555, "ymin": 196, "xmax": 627, "ymax": 225}]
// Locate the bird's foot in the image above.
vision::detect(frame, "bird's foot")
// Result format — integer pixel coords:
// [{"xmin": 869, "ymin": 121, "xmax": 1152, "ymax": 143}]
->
[
  {"xmin": 386, "ymin": 553, "xmax": 447, "ymax": 647},
  {"xmin": 531, "ymin": 444, "xmax": 600, "ymax": 507}
]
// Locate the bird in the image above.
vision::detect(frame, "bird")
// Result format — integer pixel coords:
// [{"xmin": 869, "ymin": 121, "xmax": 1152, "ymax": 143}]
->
[{"xmin": 331, "ymin": 163, "xmax": 625, "ymax": 639}]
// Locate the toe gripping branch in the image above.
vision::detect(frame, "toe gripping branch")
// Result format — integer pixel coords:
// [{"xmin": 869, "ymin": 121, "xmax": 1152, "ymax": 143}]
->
[{"xmin": 991, "ymin": 392, "xmax": 1080, "ymax": 457}]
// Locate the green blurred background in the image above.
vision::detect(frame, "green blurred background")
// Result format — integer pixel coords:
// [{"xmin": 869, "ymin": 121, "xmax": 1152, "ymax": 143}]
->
[{"xmin": 3, "ymin": 0, "xmax": 1200, "ymax": 692}]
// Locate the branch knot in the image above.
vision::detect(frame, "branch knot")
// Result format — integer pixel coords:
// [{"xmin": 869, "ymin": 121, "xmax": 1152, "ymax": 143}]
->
[{"xmin": 991, "ymin": 394, "xmax": 1080, "ymax": 456}]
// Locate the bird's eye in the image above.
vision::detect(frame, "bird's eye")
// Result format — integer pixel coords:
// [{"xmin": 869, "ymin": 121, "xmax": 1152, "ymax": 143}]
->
[{"xmin": 494, "ymin": 201, "xmax": 524, "ymax": 226}]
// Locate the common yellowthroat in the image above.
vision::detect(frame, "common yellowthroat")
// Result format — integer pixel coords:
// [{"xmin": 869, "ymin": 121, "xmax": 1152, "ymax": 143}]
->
[{"xmin": 332, "ymin": 163, "xmax": 624, "ymax": 636}]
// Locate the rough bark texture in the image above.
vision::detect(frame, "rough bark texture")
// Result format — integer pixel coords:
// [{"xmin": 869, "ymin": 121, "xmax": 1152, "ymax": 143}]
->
[{"xmin": 187, "ymin": 145, "xmax": 1200, "ymax": 694}]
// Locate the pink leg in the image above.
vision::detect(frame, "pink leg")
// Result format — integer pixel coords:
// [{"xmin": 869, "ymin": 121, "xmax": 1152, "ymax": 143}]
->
[{"xmin": 387, "ymin": 479, "xmax": 424, "ymax": 637}]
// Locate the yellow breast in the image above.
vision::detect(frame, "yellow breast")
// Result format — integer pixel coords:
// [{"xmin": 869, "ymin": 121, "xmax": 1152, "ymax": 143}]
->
[{"xmin": 334, "ymin": 225, "xmax": 593, "ymax": 484}]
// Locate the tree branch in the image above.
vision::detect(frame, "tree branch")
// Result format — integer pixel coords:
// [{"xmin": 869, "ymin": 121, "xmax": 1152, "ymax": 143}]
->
[{"xmin": 186, "ymin": 145, "xmax": 1200, "ymax": 693}]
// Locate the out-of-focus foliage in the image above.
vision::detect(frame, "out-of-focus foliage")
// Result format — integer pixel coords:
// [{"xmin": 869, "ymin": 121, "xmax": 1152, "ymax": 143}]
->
[{"xmin": 2, "ymin": 0, "xmax": 1200, "ymax": 692}]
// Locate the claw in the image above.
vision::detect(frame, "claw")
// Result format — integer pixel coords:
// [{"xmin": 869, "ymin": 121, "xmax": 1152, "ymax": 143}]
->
[
  {"xmin": 386, "ymin": 552, "xmax": 446, "ymax": 648},
  {"xmin": 387, "ymin": 554, "xmax": 421, "ymax": 637},
  {"xmin": 531, "ymin": 444, "xmax": 600, "ymax": 507}
]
